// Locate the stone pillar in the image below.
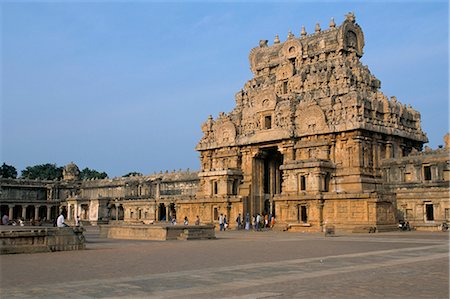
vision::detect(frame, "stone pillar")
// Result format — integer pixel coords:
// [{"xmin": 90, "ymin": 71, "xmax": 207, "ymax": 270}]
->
[
  {"xmin": 34, "ymin": 205, "xmax": 40, "ymax": 220},
  {"xmin": 67, "ymin": 204, "xmax": 72, "ymax": 220},
  {"xmin": 8, "ymin": 205, "xmax": 14, "ymax": 220},
  {"xmin": 115, "ymin": 203, "xmax": 119, "ymax": 221},
  {"xmin": 386, "ymin": 142, "xmax": 392, "ymax": 159},
  {"xmin": 156, "ymin": 179, "xmax": 161, "ymax": 199},
  {"xmin": 22, "ymin": 205, "xmax": 27, "ymax": 219},
  {"xmin": 46, "ymin": 205, "xmax": 51, "ymax": 220},
  {"xmin": 165, "ymin": 206, "xmax": 169, "ymax": 222}
]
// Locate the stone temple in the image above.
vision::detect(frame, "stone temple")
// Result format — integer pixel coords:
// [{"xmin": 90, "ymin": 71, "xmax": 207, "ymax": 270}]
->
[{"xmin": 1, "ymin": 13, "xmax": 449, "ymax": 232}]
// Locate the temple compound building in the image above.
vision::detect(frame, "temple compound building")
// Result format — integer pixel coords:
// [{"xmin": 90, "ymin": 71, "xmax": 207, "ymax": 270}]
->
[{"xmin": 1, "ymin": 13, "xmax": 449, "ymax": 232}]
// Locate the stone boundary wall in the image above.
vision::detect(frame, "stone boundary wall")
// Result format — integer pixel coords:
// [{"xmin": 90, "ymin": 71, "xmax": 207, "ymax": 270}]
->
[
  {"xmin": 99, "ymin": 224, "xmax": 215, "ymax": 241},
  {"xmin": 0, "ymin": 227, "xmax": 85, "ymax": 254}
]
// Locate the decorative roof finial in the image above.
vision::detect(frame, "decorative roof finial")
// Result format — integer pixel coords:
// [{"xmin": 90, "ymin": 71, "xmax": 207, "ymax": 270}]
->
[
  {"xmin": 329, "ymin": 17, "xmax": 336, "ymax": 28},
  {"xmin": 259, "ymin": 39, "xmax": 268, "ymax": 47},
  {"xmin": 345, "ymin": 12, "xmax": 356, "ymax": 23},
  {"xmin": 287, "ymin": 30, "xmax": 294, "ymax": 40},
  {"xmin": 315, "ymin": 23, "xmax": 321, "ymax": 33},
  {"xmin": 274, "ymin": 34, "xmax": 280, "ymax": 44},
  {"xmin": 301, "ymin": 25, "xmax": 307, "ymax": 37}
]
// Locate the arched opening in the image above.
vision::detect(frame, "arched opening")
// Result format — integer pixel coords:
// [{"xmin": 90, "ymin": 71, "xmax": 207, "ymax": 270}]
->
[
  {"xmin": 0, "ymin": 205, "xmax": 8, "ymax": 219},
  {"xmin": 80, "ymin": 204, "xmax": 89, "ymax": 220},
  {"xmin": 50, "ymin": 206, "xmax": 59, "ymax": 221},
  {"xmin": 38, "ymin": 206, "xmax": 47, "ymax": 220},
  {"xmin": 118, "ymin": 205, "xmax": 124, "ymax": 220},
  {"xmin": 110, "ymin": 205, "xmax": 117, "ymax": 220},
  {"xmin": 13, "ymin": 205, "xmax": 22, "ymax": 220},
  {"xmin": 26, "ymin": 205, "xmax": 35, "ymax": 220}
]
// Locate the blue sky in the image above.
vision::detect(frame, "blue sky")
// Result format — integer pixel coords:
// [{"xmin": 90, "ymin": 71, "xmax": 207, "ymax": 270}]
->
[{"xmin": 1, "ymin": 1, "xmax": 448, "ymax": 177}]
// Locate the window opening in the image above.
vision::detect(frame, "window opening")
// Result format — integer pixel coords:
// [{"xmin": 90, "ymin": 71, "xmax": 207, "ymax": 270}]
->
[{"xmin": 424, "ymin": 166, "xmax": 432, "ymax": 181}]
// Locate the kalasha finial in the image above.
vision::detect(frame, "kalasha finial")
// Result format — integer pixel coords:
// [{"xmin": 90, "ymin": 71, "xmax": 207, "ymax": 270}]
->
[
  {"xmin": 345, "ymin": 12, "xmax": 356, "ymax": 23},
  {"xmin": 329, "ymin": 17, "xmax": 336, "ymax": 28},
  {"xmin": 274, "ymin": 34, "xmax": 280, "ymax": 44},
  {"xmin": 315, "ymin": 23, "xmax": 321, "ymax": 33},
  {"xmin": 301, "ymin": 25, "xmax": 307, "ymax": 37},
  {"xmin": 287, "ymin": 30, "xmax": 294, "ymax": 40}
]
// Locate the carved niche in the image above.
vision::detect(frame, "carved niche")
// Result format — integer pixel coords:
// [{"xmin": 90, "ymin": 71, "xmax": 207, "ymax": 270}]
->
[
  {"xmin": 276, "ymin": 63, "xmax": 294, "ymax": 82},
  {"xmin": 281, "ymin": 40, "xmax": 302, "ymax": 60},
  {"xmin": 295, "ymin": 103, "xmax": 328, "ymax": 136},
  {"xmin": 214, "ymin": 119, "xmax": 237, "ymax": 146}
]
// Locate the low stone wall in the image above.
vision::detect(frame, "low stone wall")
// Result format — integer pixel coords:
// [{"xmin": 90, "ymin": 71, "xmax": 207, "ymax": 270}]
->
[
  {"xmin": 0, "ymin": 227, "xmax": 85, "ymax": 254},
  {"xmin": 99, "ymin": 224, "xmax": 215, "ymax": 241}
]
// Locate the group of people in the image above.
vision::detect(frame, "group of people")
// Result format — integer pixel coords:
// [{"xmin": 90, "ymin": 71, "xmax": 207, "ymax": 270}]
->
[
  {"xmin": 0, "ymin": 212, "xmax": 82, "ymax": 228},
  {"xmin": 170, "ymin": 215, "xmax": 201, "ymax": 226},
  {"xmin": 241, "ymin": 213, "xmax": 276, "ymax": 231},
  {"xmin": 1, "ymin": 214, "xmax": 42, "ymax": 226},
  {"xmin": 218, "ymin": 212, "xmax": 276, "ymax": 231}
]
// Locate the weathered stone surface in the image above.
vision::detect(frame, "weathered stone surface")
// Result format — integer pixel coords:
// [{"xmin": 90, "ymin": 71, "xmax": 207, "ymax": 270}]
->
[
  {"xmin": 0, "ymin": 226, "xmax": 85, "ymax": 254},
  {"xmin": 99, "ymin": 224, "xmax": 215, "ymax": 241}
]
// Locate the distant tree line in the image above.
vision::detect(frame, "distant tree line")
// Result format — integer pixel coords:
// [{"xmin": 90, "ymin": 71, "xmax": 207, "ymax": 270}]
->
[{"xmin": 0, "ymin": 163, "xmax": 108, "ymax": 180}]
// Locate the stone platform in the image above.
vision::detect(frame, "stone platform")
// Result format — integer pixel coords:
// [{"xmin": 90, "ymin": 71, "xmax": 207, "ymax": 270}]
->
[
  {"xmin": 99, "ymin": 223, "xmax": 216, "ymax": 240},
  {"xmin": 0, "ymin": 226, "xmax": 85, "ymax": 254}
]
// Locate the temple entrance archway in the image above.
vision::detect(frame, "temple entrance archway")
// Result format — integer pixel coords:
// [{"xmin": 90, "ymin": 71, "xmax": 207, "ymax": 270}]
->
[{"xmin": 252, "ymin": 147, "xmax": 283, "ymax": 217}]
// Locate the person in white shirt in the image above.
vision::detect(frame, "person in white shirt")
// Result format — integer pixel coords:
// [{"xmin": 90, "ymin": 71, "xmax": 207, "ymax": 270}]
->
[{"xmin": 57, "ymin": 212, "xmax": 68, "ymax": 228}]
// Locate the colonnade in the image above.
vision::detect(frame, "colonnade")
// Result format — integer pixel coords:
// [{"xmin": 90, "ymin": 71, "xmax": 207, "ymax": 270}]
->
[{"xmin": 1, "ymin": 204, "xmax": 58, "ymax": 221}]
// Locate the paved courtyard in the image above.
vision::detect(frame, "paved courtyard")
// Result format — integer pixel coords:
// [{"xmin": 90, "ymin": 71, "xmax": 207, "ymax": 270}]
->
[{"xmin": 0, "ymin": 227, "xmax": 448, "ymax": 298}]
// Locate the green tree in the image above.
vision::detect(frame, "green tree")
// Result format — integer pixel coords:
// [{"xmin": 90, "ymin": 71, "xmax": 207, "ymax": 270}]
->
[
  {"xmin": 0, "ymin": 163, "xmax": 17, "ymax": 178},
  {"xmin": 79, "ymin": 167, "xmax": 108, "ymax": 180},
  {"xmin": 122, "ymin": 172, "xmax": 143, "ymax": 177},
  {"xmin": 21, "ymin": 163, "xmax": 63, "ymax": 180}
]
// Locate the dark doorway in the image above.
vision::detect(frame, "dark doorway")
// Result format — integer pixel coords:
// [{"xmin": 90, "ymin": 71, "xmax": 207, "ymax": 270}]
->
[
  {"xmin": 0, "ymin": 205, "xmax": 8, "ymax": 218},
  {"xmin": 425, "ymin": 204, "xmax": 434, "ymax": 221},
  {"xmin": 252, "ymin": 147, "xmax": 283, "ymax": 216},
  {"xmin": 13, "ymin": 205, "xmax": 22, "ymax": 219},
  {"xmin": 118, "ymin": 205, "xmax": 124, "ymax": 220},
  {"xmin": 169, "ymin": 203, "xmax": 176, "ymax": 221},
  {"xmin": 38, "ymin": 206, "xmax": 47, "ymax": 220},
  {"xmin": 158, "ymin": 203, "xmax": 167, "ymax": 221}
]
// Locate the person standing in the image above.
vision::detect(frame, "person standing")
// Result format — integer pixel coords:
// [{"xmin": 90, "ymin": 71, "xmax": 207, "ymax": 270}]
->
[
  {"xmin": 223, "ymin": 215, "xmax": 228, "ymax": 230},
  {"xmin": 245, "ymin": 213, "xmax": 250, "ymax": 230},
  {"xmin": 256, "ymin": 213, "xmax": 261, "ymax": 231},
  {"xmin": 195, "ymin": 215, "xmax": 200, "ymax": 225},
  {"xmin": 236, "ymin": 213, "xmax": 242, "ymax": 230},
  {"xmin": 75, "ymin": 216, "xmax": 80, "ymax": 227},
  {"xmin": 184, "ymin": 216, "xmax": 189, "ymax": 225},
  {"xmin": 219, "ymin": 213, "xmax": 224, "ymax": 231}
]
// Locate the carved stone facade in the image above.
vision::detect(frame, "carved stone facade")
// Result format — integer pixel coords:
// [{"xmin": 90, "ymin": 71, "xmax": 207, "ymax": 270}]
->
[
  {"xmin": 381, "ymin": 135, "xmax": 450, "ymax": 231},
  {"xmin": 192, "ymin": 13, "xmax": 429, "ymax": 232}
]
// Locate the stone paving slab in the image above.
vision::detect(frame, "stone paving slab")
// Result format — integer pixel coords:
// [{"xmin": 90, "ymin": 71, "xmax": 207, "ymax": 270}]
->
[{"xmin": 0, "ymin": 229, "xmax": 448, "ymax": 298}]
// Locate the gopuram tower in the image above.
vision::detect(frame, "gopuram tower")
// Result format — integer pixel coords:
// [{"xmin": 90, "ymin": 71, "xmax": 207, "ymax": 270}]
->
[{"xmin": 179, "ymin": 13, "xmax": 428, "ymax": 232}]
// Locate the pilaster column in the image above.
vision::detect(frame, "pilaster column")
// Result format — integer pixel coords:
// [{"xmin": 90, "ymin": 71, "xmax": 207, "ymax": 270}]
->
[
  {"xmin": 165, "ymin": 206, "xmax": 169, "ymax": 222},
  {"xmin": 34, "ymin": 205, "xmax": 40, "ymax": 220},
  {"xmin": 386, "ymin": 142, "xmax": 392, "ymax": 159},
  {"xmin": 22, "ymin": 205, "xmax": 27, "ymax": 219},
  {"xmin": 46, "ymin": 205, "xmax": 51, "ymax": 220},
  {"xmin": 8, "ymin": 205, "xmax": 14, "ymax": 220},
  {"xmin": 115, "ymin": 203, "xmax": 119, "ymax": 220}
]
